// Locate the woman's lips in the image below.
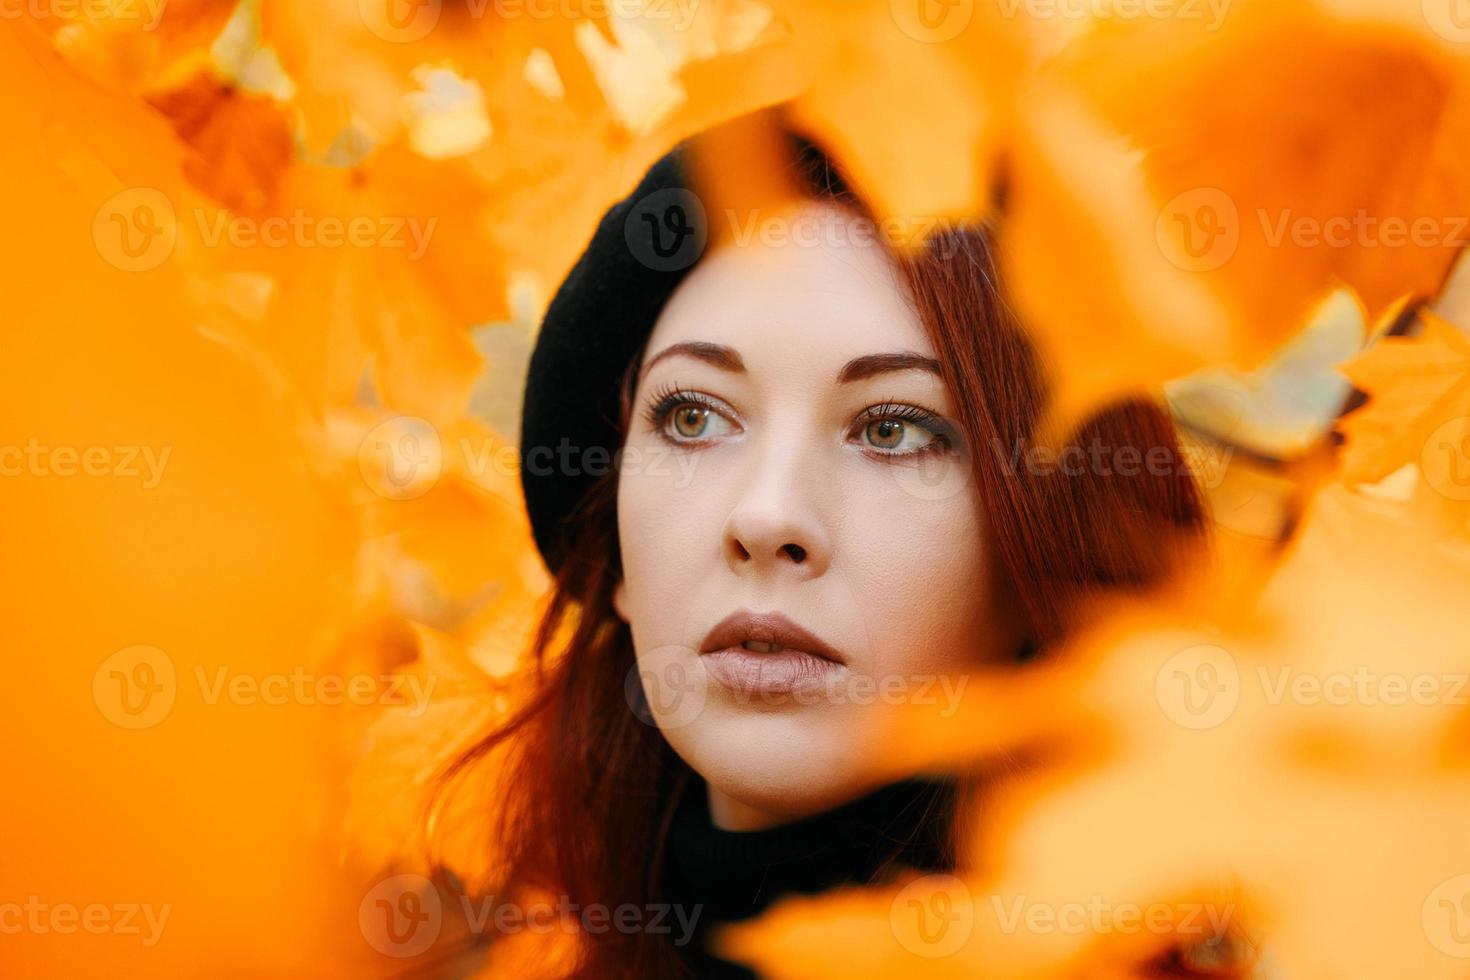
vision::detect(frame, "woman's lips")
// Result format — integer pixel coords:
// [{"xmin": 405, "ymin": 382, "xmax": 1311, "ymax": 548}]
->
[
  {"xmin": 701, "ymin": 647, "xmax": 844, "ymax": 697},
  {"xmin": 697, "ymin": 608, "xmax": 847, "ymax": 697}
]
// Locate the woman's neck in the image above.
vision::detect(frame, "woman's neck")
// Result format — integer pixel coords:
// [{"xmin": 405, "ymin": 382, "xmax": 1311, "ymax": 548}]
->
[
  {"xmin": 706, "ymin": 780, "xmax": 918, "ymax": 831},
  {"xmin": 707, "ymin": 787, "xmax": 778, "ymax": 831},
  {"xmin": 662, "ymin": 770, "xmax": 958, "ymax": 938}
]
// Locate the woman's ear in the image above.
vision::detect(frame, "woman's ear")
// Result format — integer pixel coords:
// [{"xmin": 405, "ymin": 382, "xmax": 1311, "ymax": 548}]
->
[{"xmin": 612, "ymin": 578, "xmax": 630, "ymax": 623}]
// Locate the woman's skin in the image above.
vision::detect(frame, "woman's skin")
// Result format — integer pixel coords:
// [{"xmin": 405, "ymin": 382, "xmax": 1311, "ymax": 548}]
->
[{"xmin": 612, "ymin": 198, "xmax": 1024, "ymax": 831}]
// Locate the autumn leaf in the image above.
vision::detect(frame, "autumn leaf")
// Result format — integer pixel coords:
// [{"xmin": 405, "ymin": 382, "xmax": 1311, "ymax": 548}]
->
[
  {"xmin": 1338, "ymin": 311, "xmax": 1470, "ymax": 480},
  {"xmin": 345, "ymin": 623, "xmax": 523, "ymax": 883},
  {"xmin": 1002, "ymin": 0, "xmax": 1470, "ymax": 423},
  {"xmin": 14, "ymin": 1, "xmax": 1470, "ymax": 977},
  {"xmin": 763, "ymin": 0, "xmax": 1032, "ymax": 225},
  {"xmin": 43, "ymin": 0, "xmax": 239, "ymax": 91},
  {"xmin": 145, "ymin": 64, "xmax": 294, "ymax": 210}
]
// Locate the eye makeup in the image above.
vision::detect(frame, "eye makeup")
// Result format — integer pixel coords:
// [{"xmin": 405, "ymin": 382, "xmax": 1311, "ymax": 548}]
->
[
  {"xmin": 638, "ymin": 380, "xmax": 960, "ymax": 460},
  {"xmin": 847, "ymin": 397, "xmax": 957, "ymax": 460},
  {"xmin": 639, "ymin": 381, "xmax": 739, "ymax": 444}
]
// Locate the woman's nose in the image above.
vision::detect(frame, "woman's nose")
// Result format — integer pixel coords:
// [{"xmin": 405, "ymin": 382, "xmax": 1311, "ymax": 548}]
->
[{"xmin": 721, "ymin": 440, "xmax": 831, "ymax": 579}]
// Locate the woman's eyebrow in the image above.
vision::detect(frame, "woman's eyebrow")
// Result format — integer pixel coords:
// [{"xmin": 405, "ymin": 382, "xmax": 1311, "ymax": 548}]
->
[
  {"xmin": 642, "ymin": 341, "xmax": 746, "ymax": 375},
  {"xmin": 641, "ymin": 342, "xmax": 941, "ymax": 383},
  {"xmin": 836, "ymin": 351, "xmax": 942, "ymax": 383}
]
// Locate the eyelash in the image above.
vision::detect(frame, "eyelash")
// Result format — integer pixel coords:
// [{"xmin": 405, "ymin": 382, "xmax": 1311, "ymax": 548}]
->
[
  {"xmin": 638, "ymin": 381, "xmax": 955, "ymax": 459},
  {"xmin": 639, "ymin": 382, "xmax": 717, "ymax": 433}
]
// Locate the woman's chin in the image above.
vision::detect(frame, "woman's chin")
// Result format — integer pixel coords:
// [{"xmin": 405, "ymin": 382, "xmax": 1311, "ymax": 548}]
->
[{"xmin": 664, "ymin": 715, "xmax": 888, "ymax": 826}]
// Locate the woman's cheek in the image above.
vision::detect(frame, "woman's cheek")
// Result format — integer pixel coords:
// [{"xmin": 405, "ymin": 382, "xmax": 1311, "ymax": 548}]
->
[
  {"xmin": 844, "ymin": 478, "xmax": 991, "ymax": 677},
  {"xmin": 617, "ymin": 452, "xmax": 723, "ymax": 620}
]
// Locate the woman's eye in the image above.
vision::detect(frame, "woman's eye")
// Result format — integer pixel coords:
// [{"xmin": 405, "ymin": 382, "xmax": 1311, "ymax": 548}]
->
[
  {"xmin": 864, "ymin": 418, "xmax": 932, "ymax": 453},
  {"xmin": 671, "ymin": 404, "xmax": 708, "ymax": 438},
  {"xmin": 1146, "ymin": 933, "xmax": 1260, "ymax": 979},
  {"xmin": 665, "ymin": 402, "xmax": 734, "ymax": 441},
  {"xmin": 864, "ymin": 420, "xmax": 923, "ymax": 455}
]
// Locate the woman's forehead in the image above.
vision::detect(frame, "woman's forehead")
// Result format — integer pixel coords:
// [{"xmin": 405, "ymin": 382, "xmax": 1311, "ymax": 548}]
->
[{"xmin": 646, "ymin": 200, "xmax": 935, "ymax": 364}]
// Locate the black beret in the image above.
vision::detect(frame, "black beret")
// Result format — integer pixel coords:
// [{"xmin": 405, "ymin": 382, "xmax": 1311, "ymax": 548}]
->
[{"xmin": 517, "ymin": 142, "xmax": 712, "ymax": 576}]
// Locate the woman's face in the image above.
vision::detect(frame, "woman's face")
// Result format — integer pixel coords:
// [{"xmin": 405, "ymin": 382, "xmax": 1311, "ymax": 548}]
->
[{"xmin": 613, "ymin": 199, "xmax": 1019, "ymax": 830}]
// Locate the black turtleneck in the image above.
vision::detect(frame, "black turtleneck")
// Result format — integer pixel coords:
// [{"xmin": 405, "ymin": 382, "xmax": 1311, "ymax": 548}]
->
[{"xmin": 658, "ymin": 772, "xmax": 957, "ymax": 979}]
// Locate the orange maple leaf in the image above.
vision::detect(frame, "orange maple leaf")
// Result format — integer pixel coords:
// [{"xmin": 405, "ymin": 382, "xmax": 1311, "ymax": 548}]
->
[{"xmin": 1337, "ymin": 310, "xmax": 1470, "ymax": 520}]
